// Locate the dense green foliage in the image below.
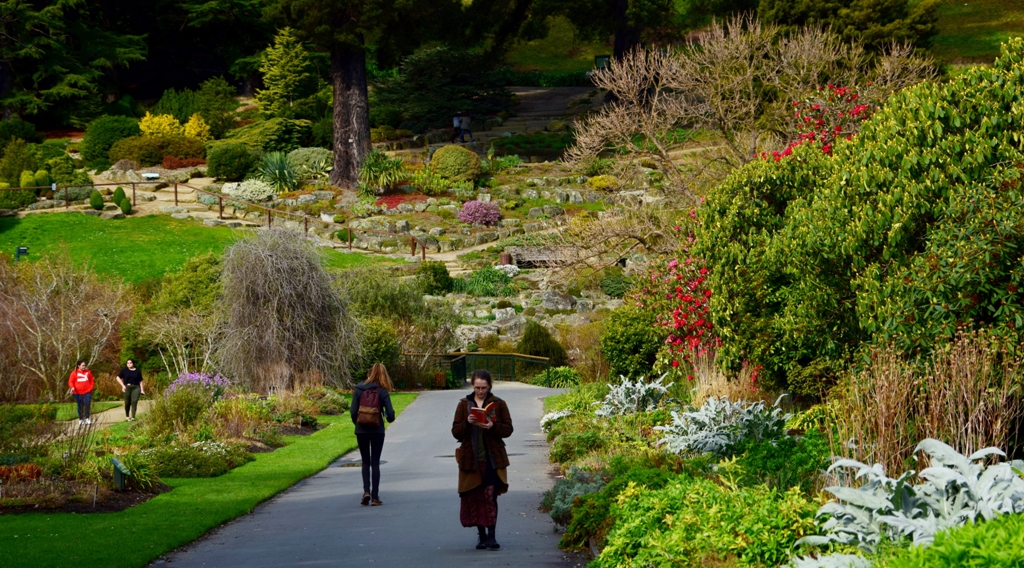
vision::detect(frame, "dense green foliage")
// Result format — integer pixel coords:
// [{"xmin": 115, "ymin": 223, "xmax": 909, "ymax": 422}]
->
[
  {"xmin": 759, "ymin": 0, "xmax": 940, "ymax": 49},
  {"xmin": 453, "ymin": 266, "xmax": 514, "ymax": 297},
  {"xmin": 879, "ymin": 512, "xmax": 1024, "ymax": 567},
  {"xmin": 370, "ymin": 46, "xmax": 514, "ymax": 129},
  {"xmin": 109, "ymin": 135, "xmax": 205, "ymax": 166},
  {"xmin": 112, "ymin": 187, "xmax": 126, "ymax": 205},
  {"xmin": 81, "ymin": 116, "xmax": 142, "ymax": 162},
  {"xmin": 516, "ymin": 322, "xmax": 569, "ymax": 367},
  {"xmin": 416, "ymin": 261, "xmax": 453, "ymax": 295},
  {"xmin": 732, "ymin": 430, "xmax": 830, "ymax": 493},
  {"xmin": 206, "ymin": 143, "xmax": 258, "ymax": 181},
  {"xmin": 151, "ymin": 78, "xmax": 239, "ymax": 139},
  {"xmin": 0, "ymin": 139, "xmax": 37, "ymax": 186},
  {"xmin": 695, "ymin": 38, "xmax": 1024, "ymax": 394},
  {"xmin": 0, "ymin": 189, "xmax": 35, "ymax": 210},
  {"xmin": 430, "ymin": 145, "xmax": 481, "ymax": 182},
  {"xmin": 143, "ymin": 441, "xmax": 254, "ymax": 478},
  {"xmin": 89, "ymin": 191, "xmax": 104, "ymax": 211},
  {"xmin": 0, "ymin": 119, "xmax": 41, "ymax": 154},
  {"xmin": 595, "ymin": 474, "xmax": 817, "ymax": 567},
  {"xmin": 355, "ymin": 317, "xmax": 401, "ymax": 379},
  {"xmin": 213, "ymin": 117, "xmax": 311, "ymax": 154},
  {"xmin": 256, "ymin": 28, "xmax": 320, "ymax": 119},
  {"xmin": 600, "ymin": 306, "xmax": 665, "ymax": 378}
]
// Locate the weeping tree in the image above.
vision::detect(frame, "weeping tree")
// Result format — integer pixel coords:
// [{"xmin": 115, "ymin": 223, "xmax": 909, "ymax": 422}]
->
[{"xmin": 218, "ymin": 230, "xmax": 361, "ymax": 392}]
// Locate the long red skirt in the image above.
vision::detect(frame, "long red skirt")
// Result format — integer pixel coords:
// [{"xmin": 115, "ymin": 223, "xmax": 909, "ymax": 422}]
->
[{"xmin": 460, "ymin": 461, "xmax": 498, "ymax": 527}]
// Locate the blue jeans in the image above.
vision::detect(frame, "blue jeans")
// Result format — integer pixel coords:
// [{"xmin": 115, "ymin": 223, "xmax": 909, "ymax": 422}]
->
[{"xmin": 74, "ymin": 392, "xmax": 92, "ymax": 420}]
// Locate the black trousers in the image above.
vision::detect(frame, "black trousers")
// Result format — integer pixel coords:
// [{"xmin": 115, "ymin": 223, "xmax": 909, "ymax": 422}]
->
[{"xmin": 356, "ymin": 433, "xmax": 385, "ymax": 498}]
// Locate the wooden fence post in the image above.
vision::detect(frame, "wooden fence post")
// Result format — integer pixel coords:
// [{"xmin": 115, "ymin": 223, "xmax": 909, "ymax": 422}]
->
[
  {"xmin": 218, "ymin": 195, "xmax": 223, "ymax": 220},
  {"xmin": 63, "ymin": 184, "xmax": 68, "ymax": 210},
  {"xmin": 131, "ymin": 183, "xmax": 136, "ymax": 206},
  {"xmin": 174, "ymin": 183, "xmax": 178, "ymax": 206},
  {"xmin": 267, "ymin": 208, "xmax": 271, "ymax": 228},
  {"xmin": 348, "ymin": 229, "xmax": 352, "ymax": 250},
  {"xmin": 303, "ymin": 216, "xmax": 308, "ymax": 233}
]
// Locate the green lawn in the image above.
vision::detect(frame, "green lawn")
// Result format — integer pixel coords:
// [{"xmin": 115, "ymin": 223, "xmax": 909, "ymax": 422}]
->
[
  {"xmin": 506, "ymin": 16, "xmax": 607, "ymax": 73},
  {"xmin": 932, "ymin": 0, "xmax": 1024, "ymax": 62},
  {"xmin": 0, "ymin": 393, "xmax": 417, "ymax": 568},
  {"xmin": 54, "ymin": 401, "xmax": 120, "ymax": 421},
  {"xmin": 0, "ymin": 213, "xmax": 398, "ymax": 283}
]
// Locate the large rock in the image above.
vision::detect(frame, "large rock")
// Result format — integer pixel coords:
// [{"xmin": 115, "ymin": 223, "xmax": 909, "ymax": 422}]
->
[
  {"xmin": 203, "ymin": 218, "xmax": 224, "ymax": 227},
  {"xmin": 428, "ymin": 227, "xmax": 445, "ymax": 237},
  {"xmin": 495, "ymin": 314, "xmax": 527, "ymax": 339},
  {"xmin": 320, "ymin": 211, "xmax": 337, "ymax": 223},
  {"xmin": 521, "ymin": 189, "xmax": 539, "ymax": 199},
  {"xmin": 528, "ymin": 207, "xmax": 545, "ymax": 219},
  {"xmin": 555, "ymin": 190, "xmax": 569, "ymax": 203},
  {"xmin": 541, "ymin": 290, "xmax": 577, "ymax": 311},
  {"xmin": 100, "ymin": 210, "xmax": 125, "ymax": 220},
  {"xmin": 136, "ymin": 193, "xmax": 157, "ymax": 202},
  {"xmin": 569, "ymin": 191, "xmax": 584, "ymax": 204},
  {"xmin": 397, "ymin": 203, "xmax": 414, "ymax": 213},
  {"xmin": 0, "ymin": 209, "xmax": 14, "ymax": 217},
  {"xmin": 477, "ymin": 193, "xmax": 492, "ymax": 203},
  {"xmin": 493, "ymin": 307, "xmax": 516, "ymax": 320},
  {"xmin": 395, "ymin": 219, "xmax": 410, "ymax": 233},
  {"xmin": 81, "ymin": 210, "xmax": 101, "ymax": 217},
  {"xmin": 159, "ymin": 205, "xmax": 187, "ymax": 214},
  {"xmin": 542, "ymin": 205, "xmax": 564, "ymax": 217},
  {"xmin": 297, "ymin": 194, "xmax": 317, "ymax": 204},
  {"xmin": 500, "ymin": 218, "xmax": 520, "ymax": 227},
  {"xmin": 26, "ymin": 201, "xmax": 58, "ymax": 211},
  {"xmin": 311, "ymin": 191, "xmax": 335, "ymax": 201},
  {"xmin": 171, "ymin": 212, "xmax": 191, "ymax": 220},
  {"xmin": 97, "ymin": 169, "xmax": 143, "ymax": 183}
]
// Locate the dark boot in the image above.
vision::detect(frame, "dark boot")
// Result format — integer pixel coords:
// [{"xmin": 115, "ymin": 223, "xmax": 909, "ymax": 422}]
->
[
  {"xmin": 476, "ymin": 526, "xmax": 488, "ymax": 549},
  {"xmin": 486, "ymin": 525, "xmax": 500, "ymax": 549}
]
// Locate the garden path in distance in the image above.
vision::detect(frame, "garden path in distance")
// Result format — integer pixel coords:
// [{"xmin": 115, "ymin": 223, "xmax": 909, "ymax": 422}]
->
[{"xmin": 159, "ymin": 381, "xmax": 586, "ymax": 568}]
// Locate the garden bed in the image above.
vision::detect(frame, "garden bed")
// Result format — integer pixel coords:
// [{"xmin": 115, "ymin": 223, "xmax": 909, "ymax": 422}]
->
[{"xmin": 0, "ymin": 482, "xmax": 171, "ymax": 515}]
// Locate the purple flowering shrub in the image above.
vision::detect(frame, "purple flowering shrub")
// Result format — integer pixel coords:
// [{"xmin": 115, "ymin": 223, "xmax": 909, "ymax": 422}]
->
[
  {"xmin": 166, "ymin": 372, "xmax": 230, "ymax": 401},
  {"xmin": 457, "ymin": 200, "xmax": 502, "ymax": 226}
]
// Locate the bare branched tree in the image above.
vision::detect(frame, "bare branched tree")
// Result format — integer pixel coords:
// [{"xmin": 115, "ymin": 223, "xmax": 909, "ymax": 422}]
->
[
  {"xmin": 218, "ymin": 230, "xmax": 361, "ymax": 392},
  {"xmin": 568, "ymin": 15, "xmax": 935, "ymax": 198},
  {"xmin": 0, "ymin": 252, "xmax": 129, "ymax": 401},
  {"xmin": 139, "ymin": 309, "xmax": 220, "ymax": 380}
]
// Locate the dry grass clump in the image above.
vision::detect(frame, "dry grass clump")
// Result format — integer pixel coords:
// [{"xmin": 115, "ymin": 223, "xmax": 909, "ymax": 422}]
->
[
  {"xmin": 832, "ymin": 332, "xmax": 1023, "ymax": 473},
  {"xmin": 689, "ymin": 351, "xmax": 776, "ymax": 407}
]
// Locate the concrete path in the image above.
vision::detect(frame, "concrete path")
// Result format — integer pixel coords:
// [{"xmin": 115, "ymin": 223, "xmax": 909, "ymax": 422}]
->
[{"xmin": 158, "ymin": 381, "xmax": 586, "ymax": 568}]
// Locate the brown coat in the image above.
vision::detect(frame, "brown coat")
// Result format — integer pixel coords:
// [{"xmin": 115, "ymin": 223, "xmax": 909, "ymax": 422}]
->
[{"xmin": 451, "ymin": 392, "xmax": 513, "ymax": 494}]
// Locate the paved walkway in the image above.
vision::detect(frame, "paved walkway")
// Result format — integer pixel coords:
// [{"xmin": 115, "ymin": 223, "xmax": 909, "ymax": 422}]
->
[{"xmin": 158, "ymin": 382, "xmax": 585, "ymax": 568}]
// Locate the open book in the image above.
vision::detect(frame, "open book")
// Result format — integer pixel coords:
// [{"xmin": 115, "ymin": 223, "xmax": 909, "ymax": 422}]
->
[{"xmin": 469, "ymin": 402, "xmax": 495, "ymax": 424}]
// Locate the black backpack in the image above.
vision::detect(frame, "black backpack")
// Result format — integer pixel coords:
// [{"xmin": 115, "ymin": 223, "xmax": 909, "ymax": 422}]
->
[{"xmin": 357, "ymin": 387, "xmax": 381, "ymax": 427}]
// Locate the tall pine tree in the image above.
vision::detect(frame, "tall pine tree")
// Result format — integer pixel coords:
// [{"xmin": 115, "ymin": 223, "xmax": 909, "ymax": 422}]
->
[{"xmin": 255, "ymin": 28, "xmax": 318, "ymax": 117}]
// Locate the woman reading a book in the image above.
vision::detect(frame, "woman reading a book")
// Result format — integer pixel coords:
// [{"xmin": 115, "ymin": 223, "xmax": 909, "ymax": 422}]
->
[{"xmin": 452, "ymin": 369, "xmax": 514, "ymax": 550}]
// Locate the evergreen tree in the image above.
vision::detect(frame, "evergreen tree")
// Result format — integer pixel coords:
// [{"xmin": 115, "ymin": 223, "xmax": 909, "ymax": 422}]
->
[
  {"xmin": 758, "ymin": 0, "xmax": 939, "ymax": 49},
  {"xmin": 256, "ymin": 28, "xmax": 318, "ymax": 117}
]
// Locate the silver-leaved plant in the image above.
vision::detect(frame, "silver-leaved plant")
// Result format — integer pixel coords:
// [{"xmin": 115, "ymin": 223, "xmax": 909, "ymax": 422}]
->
[
  {"xmin": 594, "ymin": 374, "xmax": 672, "ymax": 416},
  {"xmin": 654, "ymin": 395, "xmax": 790, "ymax": 458}
]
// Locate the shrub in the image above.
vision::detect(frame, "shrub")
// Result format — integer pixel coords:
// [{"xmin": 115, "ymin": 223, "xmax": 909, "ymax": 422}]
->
[
  {"xmin": 0, "ymin": 189, "xmax": 36, "ymax": 210},
  {"xmin": 595, "ymin": 374, "xmax": 672, "ymax": 416},
  {"xmin": 18, "ymin": 170, "xmax": 35, "ymax": 189},
  {"xmin": 407, "ymin": 167, "xmax": 449, "ymax": 196},
  {"xmin": 286, "ymin": 147, "xmax": 332, "ymax": 175},
  {"xmin": 550, "ymin": 429, "xmax": 606, "ymax": 464},
  {"xmin": 117, "ymin": 452, "xmax": 158, "ymax": 491},
  {"xmin": 535, "ymin": 366, "xmax": 582, "ymax": 388},
  {"xmin": 595, "ymin": 474, "xmax": 818, "ymax": 568},
  {"xmin": 454, "ymin": 266, "xmax": 514, "ymax": 297},
  {"xmin": 142, "ymin": 440, "xmax": 253, "ymax": 478},
  {"xmin": 516, "ymin": 321, "xmax": 569, "ymax": 367},
  {"xmin": 0, "ymin": 118, "xmax": 41, "ymax": 153},
  {"xmin": 416, "ymin": 261, "xmax": 453, "ymax": 295},
  {"xmin": 879, "ymin": 512, "xmax": 1024, "ymax": 568},
  {"xmin": 184, "ymin": 113, "xmax": 212, "ymax": 142},
  {"xmin": 694, "ymin": 38, "xmax": 1024, "ymax": 393},
  {"xmin": 119, "ymin": 198, "xmax": 132, "ymax": 215},
  {"xmin": 33, "ymin": 169, "xmax": 50, "ymax": 188},
  {"xmin": 487, "ymin": 154, "xmax": 523, "ymax": 173},
  {"xmin": 89, "ymin": 190, "xmax": 104, "ymax": 210},
  {"xmin": 600, "ymin": 306, "xmax": 665, "ymax": 378},
  {"xmin": 311, "ymin": 117, "xmax": 332, "ymax": 148},
  {"xmin": 139, "ymin": 112, "xmax": 184, "ymax": 137},
  {"xmin": 112, "ymin": 187, "xmax": 126, "ymax": 204},
  {"xmin": 45, "ymin": 155, "xmax": 76, "ymax": 185},
  {"xmin": 357, "ymin": 149, "xmax": 405, "ymax": 195},
  {"xmin": 207, "ymin": 142, "xmax": 257, "ymax": 181},
  {"xmin": 586, "ymin": 175, "xmax": 619, "ymax": 190},
  {"xmin": 655, "ymin": 395, "xmax": 789, "ymax": 458},
  {"xmin": 80, "ymin": 116, "xmax": 140, "ymax": 162},
  {"xmin": 355, "ymin": 316, "xmax": 401, "ymax": 379},
  {"xmin": 599, "ymin": 274, "xmax": 631, "ymax": 298},
  {"xmin": 162, "ymin": 156, "xmax": 206, "ymax": 169},
  {"xmin": 152, "ymin": 87, "xmax": 200, "ymax": 123},
  {"xmin": 108, "ymin": 135, "xmax": 204, "ymax": 166},
  {"xmin": 217, "ymin": 117, "xmax": 312, "ymax": 153},
  {"xmin": 0, "ymin": 138, "xmax": 37, "ymax": 186},
  {"xmin": 257, "ymin": 151, "xmax": 298, "ymax": 192},
  {"xmin": 542, "ymin": 467, "xmax": 605, "ymax": 526},
  {"xmin": 733, "ymin": 429, "xmax": 830, "ymax": 493},
  {"xmin": 230, "ymin": 179, "xmax": 275, "ymax": 202},
  {"xmin": 457, "ymin": 200, "xmax": 501, "ymax": 225},
  {"xmin": 431, "ymin": 145, "xmax": 481, "ymax": 182}
]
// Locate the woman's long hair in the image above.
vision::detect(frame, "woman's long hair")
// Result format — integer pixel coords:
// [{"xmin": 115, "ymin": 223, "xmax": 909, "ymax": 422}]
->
[{"xmin": 364, "ymin": 363, "xmax": 395, "ymax": 391}]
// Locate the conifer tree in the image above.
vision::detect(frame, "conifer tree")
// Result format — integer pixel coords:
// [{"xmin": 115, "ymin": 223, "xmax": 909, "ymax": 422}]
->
[{"xmin": 255, "ymin": 28, "xmax": 318, "ymax": 117}]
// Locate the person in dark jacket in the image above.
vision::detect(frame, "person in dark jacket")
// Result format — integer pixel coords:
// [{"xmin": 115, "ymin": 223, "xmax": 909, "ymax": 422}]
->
[
  {"xmin": 115, "ymin": 359, "xmax": 145, "ymax": 421},
  {"xmin": 452, "ymin": 369, "xmax": 513, "ymax": 550},
  {"xmin": 350, "ymin": 363, "xmax": 396, "ymax": 506}
]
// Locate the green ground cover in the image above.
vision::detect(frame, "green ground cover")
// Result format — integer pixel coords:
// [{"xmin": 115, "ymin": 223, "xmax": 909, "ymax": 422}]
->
[
  {"xmin": 505, "ymin": 16, "xmax": 607, "ymax": 73},
  {"xmin": 0, "ymin": 213, "xmax": 397, "ymax": 282},
  {"xmin": 931, "ymin": 0, "xmax": 1024, "ymax": 62},
  {"xmin": 0, "ymin": 393, "xmax": 417, "ymax": 568}
]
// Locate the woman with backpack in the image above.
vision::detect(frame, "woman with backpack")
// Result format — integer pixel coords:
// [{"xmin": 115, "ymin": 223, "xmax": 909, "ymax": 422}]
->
[
  {"xmin": 452, "ymin": 369, "xmax": 514, "ymax": 550},
  {"xmin": 350, "ymin": 363, "xmax": 396, "ymax": 506}
]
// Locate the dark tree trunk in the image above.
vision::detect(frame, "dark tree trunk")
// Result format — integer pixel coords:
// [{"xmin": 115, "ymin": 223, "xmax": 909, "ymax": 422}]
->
[
  {"xmin": 610, "ymin": 0, "xmax": 641, "ymax": 59},
  {"xmin": 329, "ymin": 43, "xmax": 371, "ymax": 188}
]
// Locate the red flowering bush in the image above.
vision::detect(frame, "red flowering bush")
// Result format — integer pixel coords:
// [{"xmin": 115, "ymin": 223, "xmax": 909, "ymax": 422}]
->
[
  {"xmin": 763, "ymin": 85, "xmax": 875, "ymax": 161},
  {"xmin": 162, "ymin": 155, "xmax": 207, "ymax": 169},
  {"xmin": 457, "ymin": 200, "xmax": 502, "ymax": 225},
  {"xmin": 376, "ymin": 193, "xmax": 429, "ymax": 210}
]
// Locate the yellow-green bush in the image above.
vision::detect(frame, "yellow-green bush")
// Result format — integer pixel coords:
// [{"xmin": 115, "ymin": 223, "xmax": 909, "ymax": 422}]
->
[
  {"xmin": 184, "ymin": 113, "xmax": 212, "ymax": 142},
  {"xmin": 139, "ymin": 112, "xmax": 184, "ymax": 137},
  {"xmin": 431, "ymin": 145, "xmax": 481, "ymax": 182},
  {"xmin": 586, "ymin": 175, "xmax": 619, "ymax": 190}
]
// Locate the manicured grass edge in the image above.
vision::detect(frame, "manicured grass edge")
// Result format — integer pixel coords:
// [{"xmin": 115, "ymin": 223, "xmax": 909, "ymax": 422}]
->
[{"xmin": 0, "ymin": 392, "xmax": 417, "ymax": 568}]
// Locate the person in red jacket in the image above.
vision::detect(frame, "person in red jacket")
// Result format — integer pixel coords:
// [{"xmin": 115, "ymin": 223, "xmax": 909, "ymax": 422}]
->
[{"xmin": 67, "ymin": 360, "xmax": 95, "ymax": 425}]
